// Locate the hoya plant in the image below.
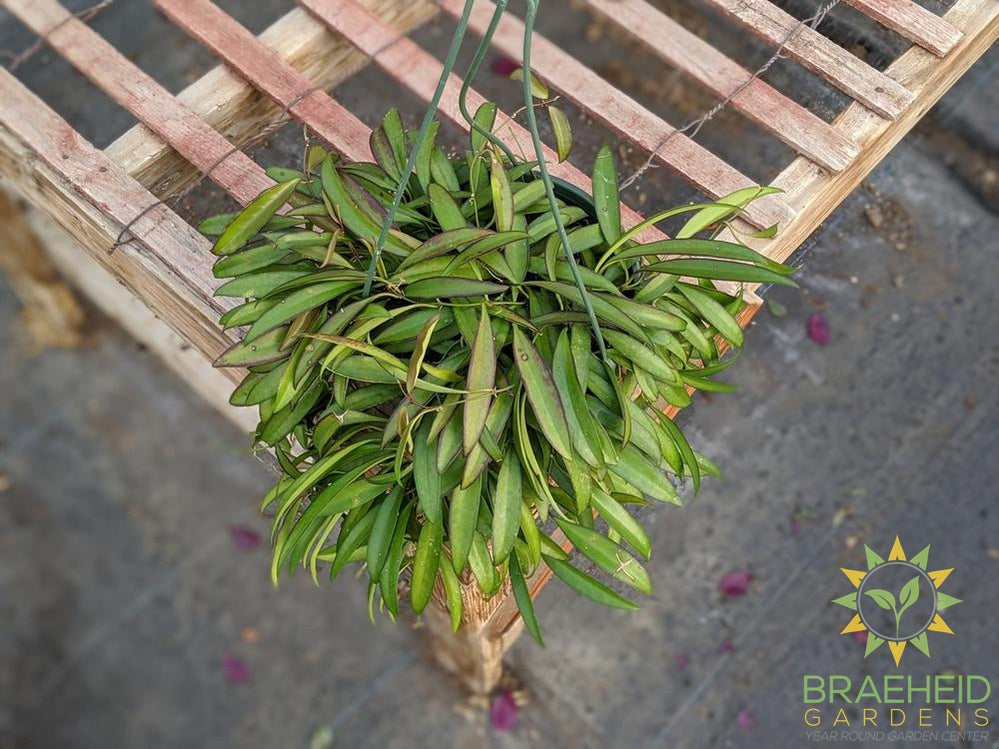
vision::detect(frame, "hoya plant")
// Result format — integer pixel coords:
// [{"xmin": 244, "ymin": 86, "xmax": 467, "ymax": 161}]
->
[{"xmin": 200, "ymin": 103, "xmax": 793, "ymax": 643}]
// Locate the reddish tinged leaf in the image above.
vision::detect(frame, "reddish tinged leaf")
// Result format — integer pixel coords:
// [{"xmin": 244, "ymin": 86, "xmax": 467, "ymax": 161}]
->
[
  {"xmin": 229, "ymin": 525, "xmax": 261, "ymax": 551},
  {"xmin": 738, "ymin": 710, "xmax": 756, "ymax": 730},
  {"xmin": 719, "ymin": 570, "xmax": 753, "ymax": 597},
  {"xmin": 489, "ymin": 690, "xmax": 519, "ymax": 731},
  {"xmin": 806, "ymin": 311, "xmax": 830, "ymax": 345},
  {"xmin": 222, "ymin": 655, "xmax": 251, "ymax": 684}
]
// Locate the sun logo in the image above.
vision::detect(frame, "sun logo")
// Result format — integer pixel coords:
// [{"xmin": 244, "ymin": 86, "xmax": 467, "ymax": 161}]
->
[{"xmin": 833, "ymin": 536, "xmax": 962, "ymax": 666}]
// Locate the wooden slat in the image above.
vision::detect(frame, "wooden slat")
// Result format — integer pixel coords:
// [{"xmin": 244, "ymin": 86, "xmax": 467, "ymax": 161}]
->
[
  {"xmin": 843, "ymin": 0, "xmax": 964, "ymax": 56},
  {"xmin": 701, "ymin": 0, "xmax": 914, "ymax": 119},
  {"xmin": 296, "ymin": 0, "xmax": 665, "ymax": 243},
  {"xmin": 5, "ymin": 0, "xmax": 272, "ymax": 206},
  {"xmin": 440, "ymin": 0, "xmax": 795, "ymax": 230},
  {"xmin": 738, "ymin": 0, "xmax": 997, "ymax": 271},
  {"xmin": 105, "ymin": 2, "xmax": 438, "ymax": 198},
  {"xmin": 581, "ymin": 0, "xmax": 860, "ymax": 172},
  {"xmin": 153, "ymin": 0, "xmax": 372, "ymax": 163},
  {"xmin": 0, "ymin": 67, "xmax": 237, "ymax": 374}
]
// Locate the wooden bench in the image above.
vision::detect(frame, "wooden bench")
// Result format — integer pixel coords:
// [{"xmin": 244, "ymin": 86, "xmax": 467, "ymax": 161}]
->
[{"xmin": 1, "ymin": 0, "xmax": 995, "ymax": 695}]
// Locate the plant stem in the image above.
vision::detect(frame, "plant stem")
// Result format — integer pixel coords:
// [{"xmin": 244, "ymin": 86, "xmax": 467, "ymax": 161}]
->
[
  {"xmin": 458, "ymin": 0, "xmax": 519, "ymax": 165},
  {"xmin": 362, "ymin": 0, "xmax": 478, "ymax": 298},
  {"xmin": 521, "ymin": 0, "xmax": 609, "ymax": 363}
]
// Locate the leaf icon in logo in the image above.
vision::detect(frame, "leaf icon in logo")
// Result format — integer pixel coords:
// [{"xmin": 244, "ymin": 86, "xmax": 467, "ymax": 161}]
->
[
  {"xmin": 897, "ymin": 575, "xmax": 920, "ymax": 616},
  {"xmin": 864, "ymin": 589, "xmax": 897, "ymax": 611}
]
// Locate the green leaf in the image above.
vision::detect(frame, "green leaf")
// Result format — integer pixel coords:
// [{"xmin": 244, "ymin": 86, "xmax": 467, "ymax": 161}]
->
[
  {"xmin": 510, "ymin": 67, "xmax": 549, "ymax": 99},
  {"xmin": 897, "ymin": 575, "xmax": 920, "ymax": 615},
  {"xmin": 365, "ymin": 487, "xmax": 404, "ymax": 580},
  {"xmin": 592, "ymin": 145, "xmax": 621, "ymax": 245},
  {"xmin": 413, "ymin": 420, "xmax": 442, "ymax": 525},
  {"xmin": 489, "ymin": 151, "xmax": 514, "ymax": 232},
  {"xmin": 676, "ymin": 186, "xmax": 782, "ymax": 238},
  {"xmin": 428, "ymin": 182, "xmax": 467, "ymax": 231},
  {"xmin": 438, "ymin": 554, "xmax": 463, "ymax": 632},
  {"xmin": 513, "ymin": 327, "xmax": 572, "ymax": 460},
  {"xmin": 379, "ymin": 501, "xmax": 413, "ymax": 618},
  {"xmin": 214, "ymin": 326, "xmax": 288, "ymax": 368},
  {"xmin": 212, "ymin": 179, "xmax": 300, "ymax": 255},
  {"xmin": 448, "ymin": 477, "xmax": 482, "ymax": 576},
  {"xmin": 406, "ymin": 313, "xmax": 441, "ymax": 395},
  {"xmin": 554, "ymin": 519, "xmax": 652, "ymax": 594},
  {"xmin": 411, "ymin": 517, "xmax": 443, "ymax": 614},
  {"xmin": 552, "ymin": 332, "xmax": 604, "ymax": 468},
  {"xmin": 864, "ymin": 589, "xmax": 896, "ymax": 611},
  {"xmin": 492, "ymin": 451, "xmax": 523, "ymax": 565},
  {"xmin": 548, "ymin": 106, "xmax": 572, "ymax": 163},
  {"xmin": 244, "ymin": 281, "xmax": 355, "ymax": 344},
  {"xmin": 648, "ymin": 258, "xmax": 796, "ymax": 286},
  {"xmin": 404, "ymin": 277, "xmax": 508, "ymax": 299},
  {"xmin": 543, "ymin": 555, "xmax": 639, "ymax": 611},
  {"xmin": 676, "ymin": 283, "xmax": 743, "ymax": 348},
  {"xmin": 609, "ymin": 444, "xmax": 679, "ymax": 505},
  {"xmin": 590, "ymin": 487, "xmax": 651, "ymax": 559},
  {"xmin": 464, "ymin": 307, "xmax": 495, "ymax": 455},
  {"xmin": 468, "ymin": 532, "xmax": 500, "ymax": 596},
  {"xmin": 510, "ymin": 554, "xmax": 544, "ymax": 646}
]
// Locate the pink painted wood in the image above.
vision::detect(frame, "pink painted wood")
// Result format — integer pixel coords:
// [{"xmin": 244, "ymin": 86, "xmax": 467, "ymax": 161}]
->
[
  {"xmin": 843, "ymin": 0, "xmax": 964, "ymax": 56},
  {"xmin": 699, "ymin": 0, "xmax": 914, "ymax": 119},
  {"xmin": 581, "ymin": 0, "xmax": 861, "ymax": 172},
  {"xmin": 441, "ymin": 0, "xmax": 795, "ymax": 230},
  {"xmin": 5, "ymin": 0, "xmax": 273, "ymax": 207},
  {"xmin": 0, "ymin": 67, "xmax": 222, "ymax": 312},
  {"xmin": 153, "ymin": 0, "xmax": 373, "ymax": 164}
]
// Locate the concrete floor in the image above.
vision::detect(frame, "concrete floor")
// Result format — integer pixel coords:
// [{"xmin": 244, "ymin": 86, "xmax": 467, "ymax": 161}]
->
[{"xmin": 1, "ymin": 1, "xmax": 997, "ymax": 747}]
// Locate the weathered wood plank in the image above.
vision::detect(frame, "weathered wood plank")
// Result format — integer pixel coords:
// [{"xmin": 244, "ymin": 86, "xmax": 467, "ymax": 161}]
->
[
  {"xmin": 5, "ymin": 0, "xmax": 273, "ymax": 206},
  {"xmin": 439, "ymin": 0, "xmax": 795, "ymax": 230},
  {"xmin": 154, "ymin": 0, "xmax": 372, "ymax": 163},
  {"xmin": 105, "ymin": 2, "xmax": 438, "ymax": 198},
  {"xmin": 581, "ymin": 0, "xmax": 861, "ymax": 172},
  {"xmin": 0, "ymin": 67, "xmax": 238, "ymax": 377},
  {"xmin": 700, "ymin": 0, "xmax": 914, "ymax": 119},
  {"xmin": 843, "ymin": 0, "xmax": 964, "ymax": 56}
]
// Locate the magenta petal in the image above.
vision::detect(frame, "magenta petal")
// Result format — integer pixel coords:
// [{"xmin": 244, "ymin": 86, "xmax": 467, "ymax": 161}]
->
[
  {"xmin": 790, "ymin": 518, "xmax": 803, "ymax": 536},
  {"xmin": 852, "ymin": 630, "xmax": 868, "ymax": 645},
  {"xmin": 718, "ymin": 638, "xmax": 735, "ymax": 653},
  {"xmin": 222, "ymin": 655, "xmax": 251, "ymax": 684},
  {"xmin": 738, "ymin": 710, "xmax": 756, "ymax": 730},
  {"xmin": 806, "ymin": 312, "xmax": 830, "ymax": 346},
  {"xmin": 229, "ymin": 525, "xmax": 261, "ymax": 551},
  {"xmin": 489, "ymin": 691, "xmax": 518, "ymax": 731},
  {"xmin": 490, "ymin": 55, "xmax": 520, "ymax": 77},
  {"xmin": 719, "ymin": 570, "xmax": 753, "ymax": 597},
  {"xmin": 675, "ymin": 654, "xmax": 689, "ymax": 670}
]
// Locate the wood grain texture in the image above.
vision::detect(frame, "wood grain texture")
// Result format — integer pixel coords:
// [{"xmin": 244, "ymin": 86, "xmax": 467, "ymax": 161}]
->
[
  {"xmin": 0, "ymin": 67, "xmax": 239, "ymax": 378},
  {"xmin": 5, "ymin": 0, "xmax": 272, "ymax": 206},
  {"xmin": 701, "ymin": 0, "xmax": 914, "ymax": 119},
  {"xmin": 105, "ymin": 1, "xmax": 438, "ymax": 198},
  {"xmin": 581, "ymin": 0, "xmax": 861, "ymax": 172},
  {"xmin": 843, "ymin": 0, "xmax": 964, "ymax": 56},
  {"xmin": 439, "ymin": 0, "xmax": 795, "ymax": 231},
  {"xmin": 154, "ymin": 0, "xmax": 372, "ymax": 163}
]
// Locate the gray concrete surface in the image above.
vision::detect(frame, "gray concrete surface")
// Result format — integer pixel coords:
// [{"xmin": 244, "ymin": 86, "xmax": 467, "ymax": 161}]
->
[{"xmin": 1, "ymin": 1, "xmax": 997, "ymax": 747}]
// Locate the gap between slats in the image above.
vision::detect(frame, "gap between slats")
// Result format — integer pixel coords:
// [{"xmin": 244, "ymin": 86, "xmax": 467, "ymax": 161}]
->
[
  {"xmin": 439, "ymin": 0, "xmax": 795, "ymax": 231},
  {"xmin": 580, "ymin": 0, "xmax": 860, "ymax": 172},
  {"xmin": 700, "ymin": 0, "xmax": 914, "ymax": 119}
]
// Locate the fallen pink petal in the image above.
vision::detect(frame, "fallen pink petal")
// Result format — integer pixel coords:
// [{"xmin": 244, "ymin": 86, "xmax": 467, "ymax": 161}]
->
[
  {"xmin": 806, "ymin": 311, "xmax": 831, "ymax": 346},
  {"xmin": 738, "ymin": 710, "xmax": 756, "ymax": 730},
  {"xmin": 790, "ymin": 518, "xmax": 803, "ymax": 536},
  {"xmin": 490, "ymin": 55, "xmax": 520, "ymax": 77},
  {"xmin": 852, "ymin": 630, "xmax": 868, "ymax": 645},
  {"xmin": 222, "ymin": 655, "xmax": 252, "ymax": 685},
  {"xmin": 229, "ymin": 525, "xmax": 261, "ymax": 551},
  {"xmin": 719, "ymin": 638, "xmax": 735, "ymax": 653},
  {"xmin": 675, "ymin": 654, "xmax": 689, "ymax": 670},
  {"xmin": 489, "ymin": 690, "xmax": 518, "ymax": 731},
  {"xmin": 719, "ymin": 570, "xmax": 753, "ymax": 597}
]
